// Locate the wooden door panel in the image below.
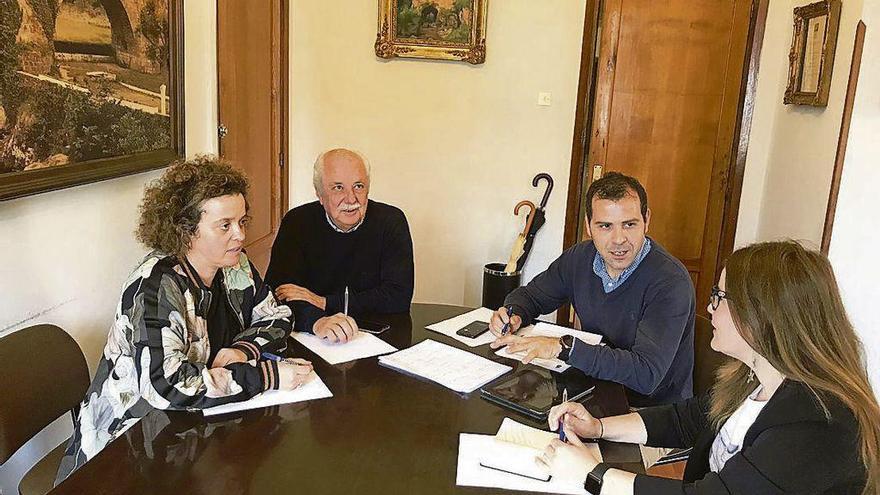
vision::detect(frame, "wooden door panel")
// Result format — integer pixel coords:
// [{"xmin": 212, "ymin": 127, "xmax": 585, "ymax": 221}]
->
[
  {"xmin": 217, "ymin": 0, "xmax": 286, "ymax": 274},
  {"xmin": 579, "ymin": 0, "xmax": 752, "ymax": 315}
]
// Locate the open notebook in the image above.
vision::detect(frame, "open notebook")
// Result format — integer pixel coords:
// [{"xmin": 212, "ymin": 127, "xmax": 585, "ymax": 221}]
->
[{"xmin": 458, "ymin": 418, "xmax": 602, "ymax": 494}]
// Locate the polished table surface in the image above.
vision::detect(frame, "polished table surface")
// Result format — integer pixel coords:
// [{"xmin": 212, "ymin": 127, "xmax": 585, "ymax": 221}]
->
[{"xmin": 53, "ymin": 304, "xmax": 642, "ymax": 494}]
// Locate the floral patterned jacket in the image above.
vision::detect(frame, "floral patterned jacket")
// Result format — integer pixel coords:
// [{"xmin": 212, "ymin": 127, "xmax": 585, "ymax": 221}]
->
[{"xmin": 56, "ymin": 251, "xmax": 292, "ymax": 484}]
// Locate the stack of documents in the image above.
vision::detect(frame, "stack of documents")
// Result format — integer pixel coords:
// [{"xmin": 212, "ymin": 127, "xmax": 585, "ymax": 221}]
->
[
  {"xmin": 457, "ymin": 417, "xmax": 602, "ymax": 494},
  {"xmin": 292, "ymin": 330, "xmax": 397, "ymax": 365},
  {"xmin": 425, "ymin": 307, "xmax": 497, "ymax": 347},
  {"xmin": 378, "ymin": 339, "xmax": 511, "ymax": 393},
  {"xmin": 202, "ymin": 371, "xmax": 333, "ymax": 416},
  {"xmin": 495, "ymin": 322, "xmax": 602, "ymax": 373}
]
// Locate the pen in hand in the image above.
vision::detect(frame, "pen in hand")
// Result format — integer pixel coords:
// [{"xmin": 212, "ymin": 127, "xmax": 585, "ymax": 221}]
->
[
  {"xmin": 499, "ymin": 305, "xmax": 514, "ymax": 336},
  {"xmin": 344, "ymin": 286, "xmax": 349, "ymax": 316},
  {"xmin": 559, "ymin": 388, "xmax": 568, "ymax": 442}
]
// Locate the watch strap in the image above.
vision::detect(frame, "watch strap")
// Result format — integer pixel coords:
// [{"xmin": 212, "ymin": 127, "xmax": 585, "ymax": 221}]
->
[
  {"xmin": 584, "ymin": 462, "xmax": 611, "ymax": 495},
  {"xmin": 558, "ymin": 334, "xmax": 574, "ymax": 362}
]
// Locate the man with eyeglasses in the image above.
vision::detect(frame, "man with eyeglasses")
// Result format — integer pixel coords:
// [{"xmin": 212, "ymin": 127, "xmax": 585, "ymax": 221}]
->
[{"xmin": 489, "ymin": 172, "xmax": 695, "ymax": 407}]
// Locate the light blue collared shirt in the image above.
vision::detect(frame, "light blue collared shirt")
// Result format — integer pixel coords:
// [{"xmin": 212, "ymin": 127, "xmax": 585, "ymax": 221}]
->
[{"xmin": 592, "ymin": 238, "xmax": 652, "ymax": 293}]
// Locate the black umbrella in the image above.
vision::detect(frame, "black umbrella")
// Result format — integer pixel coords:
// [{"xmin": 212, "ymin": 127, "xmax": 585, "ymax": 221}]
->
[{"xmin": 515, "ymin": 173, "xmax": 553, "ymax": 272}]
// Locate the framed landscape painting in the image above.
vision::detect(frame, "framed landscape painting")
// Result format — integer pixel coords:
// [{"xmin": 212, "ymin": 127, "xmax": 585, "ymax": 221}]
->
[
  {"xmin": 0, "ymin": 0, "xmax": 184, "ymax": 201},
  {"xmin": 375, "ymin": 0, "xmax": 488, "ymax": 64}
]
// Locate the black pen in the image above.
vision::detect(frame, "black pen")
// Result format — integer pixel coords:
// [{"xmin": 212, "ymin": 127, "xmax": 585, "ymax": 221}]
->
[
  {"xmin": 559, "ymin": 388, "xmax": 568, "ymax": 442},
  {"xmin": 499, "ymin": 305, "xmax": 514, "ymax": 336}
]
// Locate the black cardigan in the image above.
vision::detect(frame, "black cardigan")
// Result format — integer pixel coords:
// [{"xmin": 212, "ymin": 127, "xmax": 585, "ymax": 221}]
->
[{"xmin": 633, "ymin": 380, "xmax": 866, "ymax": 494}]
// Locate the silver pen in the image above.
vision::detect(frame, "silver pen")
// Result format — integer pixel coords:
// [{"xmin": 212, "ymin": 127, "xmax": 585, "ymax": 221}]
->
[{"xmin": 344, "ymin": 286, "xmax": 349, "ymax": 315}]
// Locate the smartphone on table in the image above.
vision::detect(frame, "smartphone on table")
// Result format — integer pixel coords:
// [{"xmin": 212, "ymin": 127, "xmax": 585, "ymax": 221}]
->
[
  {"xmin": 456, "ymin": 321, "xmax": 490, "ymax": 339},
  {"xmin": 358, "ymin": 319, "xmax": 391, "ymax": 335}
]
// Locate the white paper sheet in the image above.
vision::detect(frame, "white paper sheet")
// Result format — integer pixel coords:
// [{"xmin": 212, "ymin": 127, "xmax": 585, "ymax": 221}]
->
[
  {"xmin": 378, "ymin": 339, "xmax": 511, "ymax": 393},
  {"xmin": 291, "ymin": 330, "xmax": 397, "ymax": 365},
  {"xmin": 494, "ymin": 322, "xmax": 603, "ymax": 372},
  {"xmin": 202, "ymin": 372, "xmax": 333, "ymax": 416},
  {"xmin": 424, "ymin": 307, "xmax": 497, "ymax": 347},
  {"xmin": 459, "ymin": 418, "xmax": 602, "ymax": 493}
]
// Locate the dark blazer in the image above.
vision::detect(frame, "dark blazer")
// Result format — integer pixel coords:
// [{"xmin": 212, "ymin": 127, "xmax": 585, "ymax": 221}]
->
[{"xmin": 633, "ymin": 380, "xmax": 866, "ymax": 494}]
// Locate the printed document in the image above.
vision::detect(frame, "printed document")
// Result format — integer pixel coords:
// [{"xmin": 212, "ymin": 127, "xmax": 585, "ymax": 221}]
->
[
  {"xmin": 495, "ymin": 322, "xmax": 602, "ymax": 372},
  {"xmin": 378, "ymin": 339, "xmax": 511, "ymax": 393}
]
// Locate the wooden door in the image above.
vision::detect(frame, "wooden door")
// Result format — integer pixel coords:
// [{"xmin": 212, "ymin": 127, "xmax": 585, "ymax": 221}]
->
[
  {"xmin": 217, "ymin": 0, "xmax": 288, "ymax": 274},
  {"xmin": 564, "ymin": 0, "xmax": 760, "ymax": 320}
]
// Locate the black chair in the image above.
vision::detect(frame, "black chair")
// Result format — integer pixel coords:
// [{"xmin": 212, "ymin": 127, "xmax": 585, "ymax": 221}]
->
[
  {"xmin": 693, "ymin": 313, "xmax": 730, "ymax": 397},
  {"xmin": 0, "ymin": 324, "xmax": 90, "ymax": 495}
]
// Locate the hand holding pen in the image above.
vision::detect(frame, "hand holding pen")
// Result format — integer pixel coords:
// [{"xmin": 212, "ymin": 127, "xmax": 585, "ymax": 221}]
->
[
  {"xmin": 262, "ymin": 352, "xmax": 314, "ymax": 390},
  {"xmin": 489, "ymin": 305, "xmax": 522, "ymax": 338}
]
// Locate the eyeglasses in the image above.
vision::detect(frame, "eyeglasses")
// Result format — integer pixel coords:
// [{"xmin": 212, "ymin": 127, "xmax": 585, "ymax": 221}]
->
[{"xmin": 709, "ymin": 285, "xmax": 730, "ymax": 310}]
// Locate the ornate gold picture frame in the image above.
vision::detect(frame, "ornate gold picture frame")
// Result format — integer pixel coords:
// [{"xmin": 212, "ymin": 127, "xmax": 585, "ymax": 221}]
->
[
  {"xmin": 784, "ymin": 0, "xmax": 841, "ymax": 106},
  {"xmin": 375, "ymin": 0, "xmax": 488, "ymax": 65}
]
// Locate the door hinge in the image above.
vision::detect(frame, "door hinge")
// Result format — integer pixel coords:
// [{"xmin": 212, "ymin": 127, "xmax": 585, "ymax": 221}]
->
[
  {"xmin": 279, "ymin": 151, "xmax": 285, "ymax": 169},
  {"xmin": 218, "ymin": 123, "xmax": 228, "ymax": 139}
]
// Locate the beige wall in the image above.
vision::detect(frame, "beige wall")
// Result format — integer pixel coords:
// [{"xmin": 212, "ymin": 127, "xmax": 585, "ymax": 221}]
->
[
  {"xmin": 290, "ymin": 0, "xmax": 587, "ymax": 307},
  {"xmin": 735, "ymin": 0, "xmax": 865, "ymax": 247},
  {"xmin": 828, "ymin": 3, "xmax": 880, "ymax": 390},
  {"xmin": 735, "ymin": 0, "xmax": 879, "ymax": 389}
]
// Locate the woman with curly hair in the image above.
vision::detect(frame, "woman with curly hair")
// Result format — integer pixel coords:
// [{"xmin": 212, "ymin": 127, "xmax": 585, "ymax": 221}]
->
[
  {"xmin": 56, "ymin": 156, "xmax": 313, "ymax": 483},
  {"xmin": 537, "ymin": 240, "xmax": 879, "ymax": 494}
]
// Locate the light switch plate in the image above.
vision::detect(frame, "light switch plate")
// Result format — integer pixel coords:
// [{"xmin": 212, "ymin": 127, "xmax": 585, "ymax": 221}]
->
[{"xmin": 537, "ymin": 92, "xmax": 552, "ymax": 106}]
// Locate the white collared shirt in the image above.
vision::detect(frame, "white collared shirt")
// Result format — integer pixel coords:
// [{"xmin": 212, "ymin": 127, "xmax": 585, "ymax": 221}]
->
[{"xmin": 325, "ymin": 212, "xmax": 364, "ymax": 233}]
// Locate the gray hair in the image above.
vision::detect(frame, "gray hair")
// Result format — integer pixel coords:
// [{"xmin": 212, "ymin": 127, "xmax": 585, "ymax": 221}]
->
[{"xmin": 313, "ymin": 148, "xmax": 372, "ymax": 192}]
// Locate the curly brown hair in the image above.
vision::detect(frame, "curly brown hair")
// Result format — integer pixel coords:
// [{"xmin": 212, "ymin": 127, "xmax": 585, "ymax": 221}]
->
[{"xmin": 136, "ymin": 155, "xmax": 250, "ymax": 256}]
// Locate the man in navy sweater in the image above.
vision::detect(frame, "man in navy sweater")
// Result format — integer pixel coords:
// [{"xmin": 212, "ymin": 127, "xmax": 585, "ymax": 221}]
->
[
  {"xmin": 489, "ymin": 172, "xmax": 694, "ymax": 407},
  {"xmin": 265, "ymin": 149, "xmax": 414, "ymax": 343}
]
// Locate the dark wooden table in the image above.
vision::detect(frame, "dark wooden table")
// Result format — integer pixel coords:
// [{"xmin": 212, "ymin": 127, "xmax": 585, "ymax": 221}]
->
[{"xmin": 52, "ymin": 303, "xmax": 642, "ymax": 494}]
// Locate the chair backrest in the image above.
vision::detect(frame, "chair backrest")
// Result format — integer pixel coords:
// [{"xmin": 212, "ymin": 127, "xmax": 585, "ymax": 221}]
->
[
  {"xmin": 693, "ymin": 314, "xmax": 730, "ymax": 397},
  {"xmin": 0, "ymin": 324, "xmax": 89, "ymax": 465}
]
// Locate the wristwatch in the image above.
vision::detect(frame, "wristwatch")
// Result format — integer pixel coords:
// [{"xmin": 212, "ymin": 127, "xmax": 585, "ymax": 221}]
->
[
  {"xmin": 558, "ymin": 334, "xmax": 574, "ymax": 361},
  {"xmin": 584, "ymin": 463, "xmax": 610, "ymax": 495}
]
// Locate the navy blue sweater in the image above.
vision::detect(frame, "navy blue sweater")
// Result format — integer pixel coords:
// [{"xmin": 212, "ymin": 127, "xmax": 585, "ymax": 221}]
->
[{"xmin": 504, "ymin": 239, "xmax": 694, "ymax": 406}]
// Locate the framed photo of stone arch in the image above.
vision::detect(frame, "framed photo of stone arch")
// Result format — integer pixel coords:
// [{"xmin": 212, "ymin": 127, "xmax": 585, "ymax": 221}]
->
[
  {"xmin": 0, "ymin": 0, "xmax": 184, "ymax": 201},
  {"xmin": 375, "ymin": 0, "xmax": 488, "ymax": 64},
  {"xmin": 783, "ymin": 0, "xmax": 841, "ymax": 106}
]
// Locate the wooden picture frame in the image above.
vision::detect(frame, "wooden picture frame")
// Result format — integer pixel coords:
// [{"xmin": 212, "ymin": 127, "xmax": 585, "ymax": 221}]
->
[
  {"xmin": 821, "ymin": 21, "xmax": 865, "ymax": 255},
  {"xmin": 0, "ymin": 0, "xmax": 185, "ymax": 201},
  {"xmin": 375, "ymin": 0, "xmax": 488, "ymax": 65},
  {"xmin": 784, "ymin": 0, "xmax": 841, "ymax": 106}
]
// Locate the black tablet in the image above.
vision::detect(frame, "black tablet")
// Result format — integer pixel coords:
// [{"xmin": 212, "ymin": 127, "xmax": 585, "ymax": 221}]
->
[{"xmin": 480, "ymin": 368, "xmax": 596, "ymax": 420}]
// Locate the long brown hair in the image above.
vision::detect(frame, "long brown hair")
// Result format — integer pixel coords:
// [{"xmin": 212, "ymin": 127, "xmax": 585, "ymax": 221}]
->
[{"xmin": 708, "ymin": 240, "xmax": 879, "ymax": 494}]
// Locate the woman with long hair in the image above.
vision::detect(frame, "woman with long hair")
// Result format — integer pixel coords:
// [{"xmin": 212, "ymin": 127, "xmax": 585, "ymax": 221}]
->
[{"xmin": 538, "ymin": 240, "xmax": 879, "ymax": 494}]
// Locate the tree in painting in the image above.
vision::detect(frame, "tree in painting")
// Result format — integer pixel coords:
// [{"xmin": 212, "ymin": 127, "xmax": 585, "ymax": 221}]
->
[{"xmin": 396, "ymin": 0, "xmax": 474, "ymax": 43}]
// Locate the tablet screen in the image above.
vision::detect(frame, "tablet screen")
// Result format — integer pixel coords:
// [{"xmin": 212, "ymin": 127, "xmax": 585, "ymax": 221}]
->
[{"xmin": 481, "ymin": 368, "xmax": 595, "ymax": 415}]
